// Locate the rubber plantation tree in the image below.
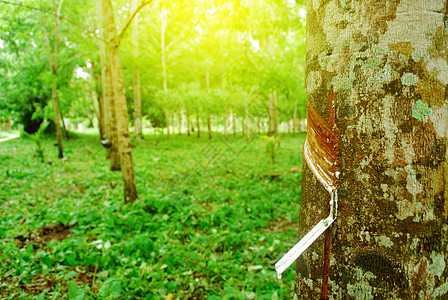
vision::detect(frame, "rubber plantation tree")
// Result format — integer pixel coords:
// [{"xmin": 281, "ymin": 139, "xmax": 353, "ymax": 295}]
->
[
  {"xmin": 101, "ymin": 0, "xmax": 151, "ymax": 203},
  {"xmin": 40, "ymin": 0, "xmax": 65, "ymax": 159},
  {"xmin": 293, "ymin": 0, "xmax": 448, "ymax": 299}
]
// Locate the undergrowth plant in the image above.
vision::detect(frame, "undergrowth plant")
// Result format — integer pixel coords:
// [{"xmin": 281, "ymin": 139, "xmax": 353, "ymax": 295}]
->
[
  {"xmin": 260, "ymin": 134, "xmax": 282, "ymax": 164},
  {"xmin": 21, "ymin": 120, "xmax": 49, "ymax": 162}
]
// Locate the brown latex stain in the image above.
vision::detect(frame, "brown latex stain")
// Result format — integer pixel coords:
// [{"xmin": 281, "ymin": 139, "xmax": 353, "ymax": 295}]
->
[{"xmin": 305, "ymin": 89, "xmax": 339, "ymax": 188}]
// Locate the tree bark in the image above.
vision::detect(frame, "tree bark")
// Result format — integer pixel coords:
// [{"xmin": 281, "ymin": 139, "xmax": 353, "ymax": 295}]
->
[
  {"xmin": 293, "ymin": 102, "xmax": 298, "ymax": 135},
  {"xmin": 178, "ymin": 112, "xmax": 181, "ymax": 135},
  {"xmin": 187, "ymin": 110, "xmax": 190, "ymax": 136},
  {"xmin": 165, "ymin": 109, "xmax": 170, "ymax": 139},
  {"xmin": 131, "ymin": 0, "xmax": 142, "ymax": 139},
  {"xmin": 245, "ymin": 103, "xmax": 250, "ymax": 142},
  {"xmin": 231, "ymin": 109, "xmax": 236, "ymax": 136},
  {"xmin": 207, "ymin": 113, "xmax": 212, "ymax": 139},
  {"xmin": 196, "ymin": 113, "xmax": 200, "ymax": 138},
  {"xmin": 268, "ymin": 90, "xmax": 279, "ymax": 136},
  {"xmin": 102, "ymin": 0, "xmax": 137, "ymax": 203},
  {"xmin": 41, "ymin": 0, "xmax": 64, "ymax": 159},
  {"xmin": 224, "ymin": 106, "xmax": 228, "ymax": 141},
  {"xmin": 107, "ymin": 66, "xmax": 120, "ymax": 169},
  {"xmin": 294, "ymin": 1, "xmax": 448, "ymax": 299}
]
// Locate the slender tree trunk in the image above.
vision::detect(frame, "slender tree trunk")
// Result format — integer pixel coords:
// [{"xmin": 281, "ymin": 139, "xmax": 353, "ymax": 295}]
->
[
  {"xmin": 97, "ymin": 0, "xmax": 111, "ymax": 160},
  {"xmin": 207, "ymin": 113, "xmax": 212, "ymax": 139},
  {"xmin": 293, "ymin": 1, "xmax": 448, "ymax": 298},
  {"xmin": 94, "ymin": 72, "xmax": 104, "ymax": 139},
  {"xmin": 268, "ymin": 91, "xmax": 278, "ymax": 136},
  {"xmin": 231, "ymin": 109, "xmax": 236, "ymax": 136},
  {"xmin": 178, "ymin": 112, "xmax": 181, "ymax": 135},
  {"xmin": 131, "ymin": 0, "xmax": 142, "ymax": 139},
  {"xmin": 51, "ymin": 80, "xmax": 64, "ymax": 158},
  {"xmin": 293, "ymin": 102, "xmax": 298, "ymax": 135},
  {"xmin": 103, "ymin": 0, "xmax": 137, "ymax": 203},
  {"xmin": 245, "ymin": 103, "xmax": 250, "ymax": 142},
  {"xmin": 224, "ymin": 106, "xmax": 228, "ymax": 141},
  {"xmin": 196, "ymin": 113, "xmax": 200, "ymax": 138},
  {"xmin": 107, "ymin": 66, "xmax": 120, "ymax": 169},
  {"xmin": 41, "ymin": 0, "xmax": 64, "ymax": 159},
  {"xmin": 165, "ymin": 109, "xmax": 170, "ymax": 139},
  {"xmin": 160, "ymin": 11, "xmax": 170, "ymax": 140},
  {"xmin": 241, "ymin": 114, "xmax": 244, "ymax": 137},
  {"xmin": 59, "ymin": 110, "xmax": 68, "ymax": 139},
  {"xmin": 187, "ymin": 110, "xmax": 190, "ymax": 136}
]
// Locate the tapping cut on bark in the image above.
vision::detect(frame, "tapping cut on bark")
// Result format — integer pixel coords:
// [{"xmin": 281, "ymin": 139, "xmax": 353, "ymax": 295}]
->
[{"xmin": 276, "ymin": 89, "xmax": 339, "ymax": 279}]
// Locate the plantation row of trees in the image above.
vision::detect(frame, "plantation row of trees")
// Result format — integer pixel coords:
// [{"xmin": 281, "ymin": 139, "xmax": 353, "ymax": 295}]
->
[
  {"xmin": 0, "ymin": 0, "xmax": 306, "ymax": 136},
  {"xmin": 0, "ymin": 0, "xmax": 306, "ymax": 201}
]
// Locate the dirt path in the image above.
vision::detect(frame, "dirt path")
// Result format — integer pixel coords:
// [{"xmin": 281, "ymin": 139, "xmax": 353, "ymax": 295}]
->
[{"xmin": 0, "ymin": 134, "xmax": 20, "ymax": 143}]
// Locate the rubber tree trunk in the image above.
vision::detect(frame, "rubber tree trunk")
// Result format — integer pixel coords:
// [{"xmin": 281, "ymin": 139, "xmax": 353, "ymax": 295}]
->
[
  {"xmin": 107, "ymin": 66, "xmax": 120, "ymax": 170},
  {"xmin": 268, "ymin": 91, "xmax": 278, "ymax": 136},
  {"xmin": 165, "ymin": 109, "xmax": 170, "ymax": 139},
  {"xmin": 207, "ymin": 113, "xmax": 212, "ymax": 139},
  {"xmin": 294, "ymin": 1, "xmax": 448, "ymax": 299},
  {"xmin": 187, "ymin": 110, "xmax": 190, "ymax": 136},
  {"xmin": 161, "ymin": 11, "xmax": 169, "ymax": 140},
  {"xmin": 103, "ymin": 0, "xmax": 137, "ymax": 203},
  {"xmin": 196, "ymin": 113, "xmax": 200, "ymax": 138},
  {"xmin": 131, "ymin": 0, "xmax": 142, "ymax": 139},
  {"xmin": 224, "ymin": 106, "xmax": 228, "ymax": 141},
  {"xmin": 41, "ymin": 0, "xmax": 64, "ymax": 159},
  {"xmin": 97, "ymin": 0, "xmax": 115, "ymax": 162},
  {"xmin": 293, "ymin": 103, "xmax": 298, "ymax": 135},
  {"xmin": 245, "ymin": 103, "xmax": 250, "ymax": 142},
  {"xmin": 231, "ymin": 109, "xmax": 236, "ymax": 136}
]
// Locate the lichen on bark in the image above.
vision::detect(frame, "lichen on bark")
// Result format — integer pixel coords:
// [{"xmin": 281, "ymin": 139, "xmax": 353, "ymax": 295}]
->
[{"xmin": 295, "ymin": 0, "xmax": 448, "ymax": 298}]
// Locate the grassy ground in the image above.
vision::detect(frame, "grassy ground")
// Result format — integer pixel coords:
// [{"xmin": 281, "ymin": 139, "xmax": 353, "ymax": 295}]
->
[{"xmin": 0, "ymin": 131, "xmax": 305, "ymax": 299}]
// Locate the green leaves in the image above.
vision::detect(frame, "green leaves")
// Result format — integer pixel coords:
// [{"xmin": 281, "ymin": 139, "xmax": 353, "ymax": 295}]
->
[
  {"xmin": 0, "ymin": 133, "xmax": 304, "ymax": 298},
  {"xmin": 68, "ymin": 281, "xmax": 84, "ymax": 300}
]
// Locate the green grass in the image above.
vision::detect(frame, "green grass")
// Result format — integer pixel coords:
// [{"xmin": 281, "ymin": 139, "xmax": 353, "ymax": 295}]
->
[{"xmin": 0, "ymin": 131, "xmax": 305, "ymax": 299}]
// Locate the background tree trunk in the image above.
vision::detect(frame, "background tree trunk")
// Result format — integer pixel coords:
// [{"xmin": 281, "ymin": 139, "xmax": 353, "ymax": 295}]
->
[
  {"xmin": 187, "ymin": 110, "xmax": 190, "ymax": 136},
  {"xmin": 196, "ymin": 113, "xmax": 200, "ymax": 138},
  {"xmin": 107, "ymin": 67, "xmax": 120, "ymax": 170},
  {"xmin": 245, "ymin": 103, "xmax": 250, "ymax": 142},
  {"xmin": 102, "ymin": 0, "xmax": 137, "ymax": 203},
  {"xmin": 207, "ymin": 113, "xmax": 212, "ymax": 139},
  {"xmin": 293, "ymin": 102, "xmax": 298, "ymax": 135},
  {"xmin": 131, "ymin": 0, "xmax": 143, "ymax": 139},
  {"xmin": 41, "ymin": 0, "xmax": 64, "ymax": 159},
  {"xmin": 224, "ymin": 106, "xmax": 228, "ymax": 140},
  {"xmin": 165, "ymin": 109, "xmax": 170, "ymax": 139},
  {"xmin": 294, "ymin": 1, "xmax": 448, "ymax": 299},
  {"xmin": 268, "ymin": 91, "xmax": 278, "ymax": 136}
]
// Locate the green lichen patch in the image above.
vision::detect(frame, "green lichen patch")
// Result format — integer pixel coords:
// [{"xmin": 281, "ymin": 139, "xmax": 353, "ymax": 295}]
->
[
  {"xmin": 401, "ymin": 73, "xmax": 419, "ymax": 86},
  {"xmin": 428, "ymin": 251, "xmax": 446, "ymax": 278},
  {"xmin": 432, "ymin": 280, "xmax": 448, "ymax": 298},
  {"xmin": 412, "ymin": 49, "xmax": 430, "ymax": 63},
  {"xmin": 331, "ymin": 74, "xmax": 353, "ymax": 91},
  {"xmin": 347, "ymin": 268, "xmax": 374, "ymax": 300},
  {"xmin": 318, "ymin": 52, "xmax": 330, "ymax": 68},
  {"xmin": 412, "ymin": 100, "xmax": 432, "ymax": 121},
  {"xmin": 375, "ymin": 235, "xmax": 394, "ymax": 248},
  {"xmin": 363, "ymin": 57, "xmax": 382, "ymax": 69}
]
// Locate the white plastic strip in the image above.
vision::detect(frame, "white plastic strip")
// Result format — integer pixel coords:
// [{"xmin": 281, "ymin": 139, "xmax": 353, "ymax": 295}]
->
[{"xmin": 275, "ymin": 189, "xmax": 338, "ymax": 279}]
